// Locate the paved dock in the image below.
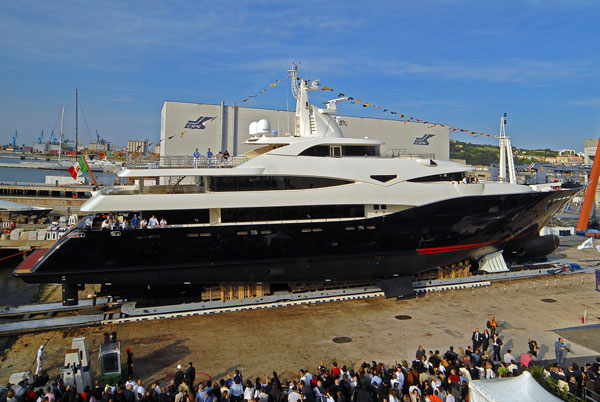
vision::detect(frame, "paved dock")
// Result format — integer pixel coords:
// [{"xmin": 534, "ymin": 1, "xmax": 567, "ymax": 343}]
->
[{"xmin": 0, "ymin": 268, "xmax": 599, "ymax": 385}]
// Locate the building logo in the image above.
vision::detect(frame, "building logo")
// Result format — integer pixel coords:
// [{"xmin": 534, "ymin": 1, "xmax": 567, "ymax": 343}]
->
[
  {"xmin": 414, "ymin": 134, "xmax": 435, "ymax": 145},
  {"xmin": 185, "ymin": 116, "xmax": 216, "ymax": 129}
]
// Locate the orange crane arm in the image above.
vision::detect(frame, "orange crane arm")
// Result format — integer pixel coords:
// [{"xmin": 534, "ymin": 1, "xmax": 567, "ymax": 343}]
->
[{"xmin": 577, "ymin": 138, "xmax": 600, "ymax": 231}]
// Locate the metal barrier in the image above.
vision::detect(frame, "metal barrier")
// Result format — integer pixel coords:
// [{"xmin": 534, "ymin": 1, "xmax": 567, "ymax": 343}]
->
[
  {"xmin": 584, "ymin": 385, "xmax": 600, "ymax": 401},
  {"xmin": 125, "ymin": 155, "xmax": 248, "ymax": 169}
]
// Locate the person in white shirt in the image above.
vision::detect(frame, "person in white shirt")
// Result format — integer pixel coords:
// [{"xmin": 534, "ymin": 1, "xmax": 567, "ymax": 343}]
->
[
  {"xmin": 84, "ymin": 217, "xmax": 93, "ymax": 229},
  {"xmin": 133, "ymin": 379, "xmax": 145, "ymax": 396},
  {"xmin": 148, "ymin": 215, "xmax": 159, "ymax": 228},
  {"xmin": 140, "ymin": 219, "xmax": 147, "ymax": 229},
  {"xmin": 126, "ymin": 376, "xmax": 136, "ymax": 389},
  {"xmin": 287, "ymin": 386, "xmax": 301, "ymax": 402},
  {"xmin": 35, "ymin": 345, "xmax": 44, "ymax": 375},
  {"xmin": 159, "ymin": 218, "xmax": 167, "ymax": 228},
  {"xmin": 503, "ymin": 349, "xmax": 515, "ymax": 365},
  {"xmin": 101, "ymin": 219, "xmax": 110, "ymax": 230}
]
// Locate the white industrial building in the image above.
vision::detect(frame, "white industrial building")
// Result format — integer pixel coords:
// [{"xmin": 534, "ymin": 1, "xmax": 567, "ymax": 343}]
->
[{"xmin": 159, "ymin": 101, "xmax": 450, "ymax": 160}]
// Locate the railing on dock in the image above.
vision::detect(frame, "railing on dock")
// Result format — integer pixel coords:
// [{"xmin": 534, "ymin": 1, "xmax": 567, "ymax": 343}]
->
[{"xmin": 126, "ymin": 155, "xmax": 248, "ymax": 169}]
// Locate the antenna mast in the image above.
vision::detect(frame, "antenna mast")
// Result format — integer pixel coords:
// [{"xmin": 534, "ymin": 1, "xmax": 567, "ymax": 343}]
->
[
  {"xmin": 75, "ymin": 89, "xmax": 78, "ymax": 161},
  {"xmin": 498, "ymin": 113, "xmax": 516, "ymax": 183},
  {"xmin": 58, "ymin": 103, "xmax": 65, "ymax": 162}
]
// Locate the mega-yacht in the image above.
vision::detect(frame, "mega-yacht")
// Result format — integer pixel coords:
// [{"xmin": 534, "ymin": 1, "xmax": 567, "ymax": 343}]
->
[{"xmin": 14, "ymin": 67, "xmax": 580, "ymax": 304}]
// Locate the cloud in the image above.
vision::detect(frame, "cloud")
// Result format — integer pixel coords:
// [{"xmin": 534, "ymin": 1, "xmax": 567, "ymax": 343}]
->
[{"xmin": 567, "ymin": 98, "xmax": 600, "ymax": 107}]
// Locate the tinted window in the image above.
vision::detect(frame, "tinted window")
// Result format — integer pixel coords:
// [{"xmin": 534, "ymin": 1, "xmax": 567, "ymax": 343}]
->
[
  {"xmin": 408, "ymin": 172, "xmax": 465, "ymax": 182},
  {"xmin": 222, "ymin": 205, "xmax": 364, "ymax": 222},
  {"xmin": 209, "ymin": 176, "xmax": 352, "ymax": 191}
]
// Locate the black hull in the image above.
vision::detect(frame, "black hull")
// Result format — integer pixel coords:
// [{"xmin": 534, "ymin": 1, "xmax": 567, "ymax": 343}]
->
[{"xmin": 14, "ymin": 189, "xmax": 578, "ymax": 286}]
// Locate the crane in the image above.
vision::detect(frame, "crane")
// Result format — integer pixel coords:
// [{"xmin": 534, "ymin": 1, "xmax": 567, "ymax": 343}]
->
[
  {"xmin": 11, "ymin": 130, "xmax": 18, "ymax": 147},
  {"xmin": 50, "ymin": 130, "xmax": 57, "ymax": 143},
  {"xmin": 37, "ymin": 130, "xmax": 45, "ymax": 143},
  {"xmin": 96, "ymin": 130, "xmax": 110, "ymax": 145}
]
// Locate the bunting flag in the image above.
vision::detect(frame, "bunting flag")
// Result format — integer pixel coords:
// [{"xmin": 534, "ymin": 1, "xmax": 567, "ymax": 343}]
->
[{"xmin": 180, "ymin": 131, "xmax": 185, "ymax": 137}]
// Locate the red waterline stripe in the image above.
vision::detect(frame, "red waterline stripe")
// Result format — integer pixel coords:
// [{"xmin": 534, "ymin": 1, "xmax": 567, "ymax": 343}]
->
[{"xmin": 416, "ymin": 240, "xmax": 498, "ymax": 254}]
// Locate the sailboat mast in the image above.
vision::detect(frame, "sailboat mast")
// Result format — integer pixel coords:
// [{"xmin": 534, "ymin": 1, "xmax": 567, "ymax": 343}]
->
[
  {"xmin": 75, "ymin": 88, "xmax": 78, "ymax": 161},
  {"xmin": 58, "ymin": 103, "xmax": 64, "ymax": 161}
]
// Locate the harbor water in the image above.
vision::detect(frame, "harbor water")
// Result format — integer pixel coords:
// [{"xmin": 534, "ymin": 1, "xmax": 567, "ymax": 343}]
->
[{"xmin": 0, "ymin": 160, "xmax": 116, "ymax": 185}]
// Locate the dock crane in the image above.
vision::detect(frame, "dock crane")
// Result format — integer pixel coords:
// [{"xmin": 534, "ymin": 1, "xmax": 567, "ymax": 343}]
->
[
  {"xmin": 96, "ymin": 130, "xmax": 111, "ymax": 146},
  {"xmin": 11, "ymin": 130, "xmax": 18, "ymax": 147},
  {"xmin": 50, "ymin": 130, "xmax": 57, "ymax": 143},
  {"xmin": 37, "ymin": 130, "xmax": 45, "ymax": 143},
  {"xmin": 576, "ymin": 138, "xmax": 600, "ymax": 236}
]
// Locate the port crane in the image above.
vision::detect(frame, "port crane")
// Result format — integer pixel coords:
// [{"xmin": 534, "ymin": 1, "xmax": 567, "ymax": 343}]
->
[
  {"xmin": 11, "ymin": 130, "xmax": 18, "ymax": 147},
  {"xmin": 37, "ymin": 130, "xmax": 45, "ymax": 143},
  {"xmin": 49, "ymin": 130, "xmax": 57, "ymax": 143}
]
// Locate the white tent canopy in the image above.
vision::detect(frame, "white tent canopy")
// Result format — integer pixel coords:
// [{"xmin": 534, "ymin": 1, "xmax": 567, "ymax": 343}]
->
[{"xmin": 469, "ymin": 371, "xmax": 562, "ymax": 402}]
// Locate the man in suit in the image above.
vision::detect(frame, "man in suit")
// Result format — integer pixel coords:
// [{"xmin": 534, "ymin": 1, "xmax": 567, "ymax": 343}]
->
[{"xmin": 471, "ymin": 329, "xmax": 482, "ymax": 351}]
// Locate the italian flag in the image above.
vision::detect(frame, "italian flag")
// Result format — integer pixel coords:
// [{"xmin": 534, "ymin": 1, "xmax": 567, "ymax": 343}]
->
[{"xmin": 68, "ymin": 156, "xmax": 88, "ymax": 180}]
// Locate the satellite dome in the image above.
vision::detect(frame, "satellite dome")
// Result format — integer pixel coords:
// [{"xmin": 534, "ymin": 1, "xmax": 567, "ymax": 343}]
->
[
  {"xmin": 249, "ymin": 121, "xmax": 258, "ymax": 135},
  {"xmin": 257, "ymin": 119, "xmax": 271, "ymax": 134}
]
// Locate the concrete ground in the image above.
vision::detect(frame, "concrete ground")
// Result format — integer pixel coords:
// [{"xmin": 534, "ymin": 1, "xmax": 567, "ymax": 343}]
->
[{"xmin": 1, "ymin": 237, "xmax": 600, "ymax": 385}]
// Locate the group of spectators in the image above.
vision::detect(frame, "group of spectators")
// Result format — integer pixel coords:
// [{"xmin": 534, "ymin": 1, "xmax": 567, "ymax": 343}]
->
[
  {"xmin": 84, "ymin": 214, "xmax": 167, "ymax": 231},
  {"xmin": 192, "ymin": 148, "xmax": 231, "ymax": 169},
  {"xmin": 3, "ymin": 320, "xmax": 600, "ymax": 402}
]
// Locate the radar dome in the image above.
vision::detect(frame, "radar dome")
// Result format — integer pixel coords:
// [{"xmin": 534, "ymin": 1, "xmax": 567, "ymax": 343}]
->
[
  {"xmin": 257, "ymin": 119, "xmax": 271, "ymax": 134},
  {"xmin": 249, "ymin": 121, "xmax": 258, "ymax": 135}
]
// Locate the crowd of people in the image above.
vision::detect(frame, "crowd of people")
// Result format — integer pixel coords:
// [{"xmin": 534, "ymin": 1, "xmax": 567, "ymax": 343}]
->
[
  {"xmin": 2, "ymin": 317, "xmax": 600, "ymax": 402},
  {"xmin": 84, "ymin": 214, "xmax": 167, "ymax": 231}
]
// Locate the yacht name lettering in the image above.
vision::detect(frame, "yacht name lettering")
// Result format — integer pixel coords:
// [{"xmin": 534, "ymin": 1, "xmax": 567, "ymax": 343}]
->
[
  {"xmin": 185, "ymin": 116, "xmax": 216, "ymax": 129},
  {"xmin": 413, "ymin": 134, "xmax": 435, "ymax": 145}
]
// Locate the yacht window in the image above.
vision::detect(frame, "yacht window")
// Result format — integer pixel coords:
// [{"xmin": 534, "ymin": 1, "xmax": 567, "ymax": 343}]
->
[
  {"xmin": 136, "ymin": 209, "xmax": 210, "ymax": 225},
  {"xmin": 370, "ymin": 175, "xmax": 397, "ymax": 183},
  {"xmin": 209, "ymin": 176, "xmax": 352, "ymax": 191},
  {"xmin": 408, "ymin": 172, "xmax": 465, "ymax": 182},
  {"xmin": 299, "ymin": 145, "xmax": 380, "ymax": 157},
  {"xmin": 221, "ymin": 205, "xmax": 364, "ymax": 223}
]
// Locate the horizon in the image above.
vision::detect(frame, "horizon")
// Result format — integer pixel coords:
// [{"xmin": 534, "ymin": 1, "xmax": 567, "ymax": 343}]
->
[{"xmin": 1, "ymin": 1, "xmax": 599, "ymax": 152}]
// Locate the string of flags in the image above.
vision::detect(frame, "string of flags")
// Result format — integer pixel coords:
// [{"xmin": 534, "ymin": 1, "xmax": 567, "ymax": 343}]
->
[
  {"xmin": 152, "ymin": 76, "xmax": 493, "ymax": 146},
  {"xmin": 312, "ymin": 81, "xmax": 493, "ymax": 138},
  {"xmin": 234, "ymin": 79, "xmax": 284, "ymax": 108}
]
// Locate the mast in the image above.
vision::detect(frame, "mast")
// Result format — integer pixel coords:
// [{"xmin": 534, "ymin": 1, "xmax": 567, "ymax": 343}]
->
[
  {"xmin": 497, "ymin": 113, "xmax": 516, "ymax": 183},
  {"xmin": 75, "ymin": 88, "xmax": 78, "ymax": 161},
  {"xmin": 58, "ymin": 103, "xmax": 64, "ymax": 162}
]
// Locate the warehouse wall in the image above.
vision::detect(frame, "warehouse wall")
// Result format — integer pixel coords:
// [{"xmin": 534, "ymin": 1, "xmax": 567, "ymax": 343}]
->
[{"xmin": 160, "ymin": 101, "xmax": 449, "ymax": 160}]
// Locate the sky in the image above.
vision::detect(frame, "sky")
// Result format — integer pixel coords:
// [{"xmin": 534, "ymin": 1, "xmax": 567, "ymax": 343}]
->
[{"xmin": 0, "ymin": 0, "xmax": 599, "ymax": 151}]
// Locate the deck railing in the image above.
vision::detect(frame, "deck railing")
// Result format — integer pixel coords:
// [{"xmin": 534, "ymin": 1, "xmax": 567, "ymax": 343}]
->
[
  {"xmin": 382, "ymin": 149, "xmax": 436, "ymax": 159},
  {"xmin": 125, "ymin": 155, "xmax": 248, "ymax": 169}
]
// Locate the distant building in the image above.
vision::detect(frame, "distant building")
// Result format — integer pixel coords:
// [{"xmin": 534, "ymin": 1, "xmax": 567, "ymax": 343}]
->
[
  {"xmin": 584, "ymin": 139, "xmax": 598, "ymax": 164},
  {"xmin": 127, "ymin": 140, "xmax": 147, "ymax": 154},
  {"xmin": 33, "ymin": 142, "xmax": 61, "ymax": 153},
  {"xmin": 558, "ymin": 149, "xmax": 575, "ymax": 156},
  {"xmin": 88, "ymin": 142, "xmax": 111, "ymax": 152},
  {"xmin": 159, "ymin": 101, "xmax": 450, "ymax": 160}
]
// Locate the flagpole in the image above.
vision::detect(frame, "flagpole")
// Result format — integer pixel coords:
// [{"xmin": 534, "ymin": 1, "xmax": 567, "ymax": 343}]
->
[{"xmin": 81, "ymin": 157, "xmax": 98, "ymax": 187}]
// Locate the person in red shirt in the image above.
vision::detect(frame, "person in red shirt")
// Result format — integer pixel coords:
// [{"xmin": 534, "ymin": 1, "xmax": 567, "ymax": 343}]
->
[
  {"xmin": 331, "ymin": 362, "xmax": 341, "ymax": 377},
  {"xmin": 429, "ymin": 389, "xmax": 442, "ymax": 402},
  {"xmin": 448, "ymin": 368, "xmax": 461, "ymax": 385}
]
